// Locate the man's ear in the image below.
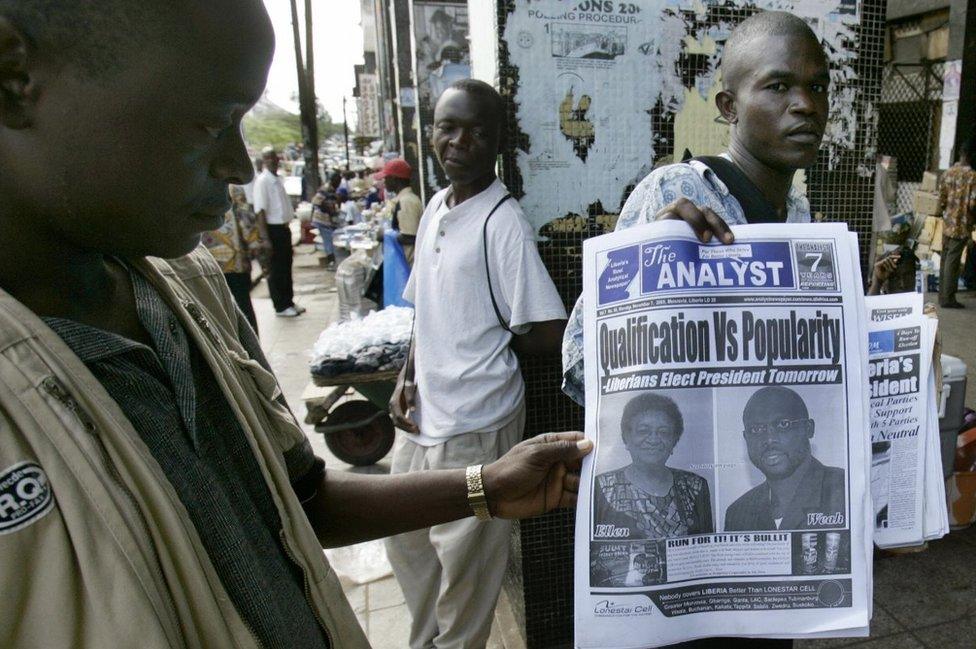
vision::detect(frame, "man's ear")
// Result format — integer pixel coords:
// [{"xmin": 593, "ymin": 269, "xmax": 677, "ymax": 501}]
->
[
  {"xmin": 715, "ymin": 89, "xmax": 737, "ymax": 125},
  {"xmin": 0, "ymin": 17, "xmax": 34, "ymax": 129}
]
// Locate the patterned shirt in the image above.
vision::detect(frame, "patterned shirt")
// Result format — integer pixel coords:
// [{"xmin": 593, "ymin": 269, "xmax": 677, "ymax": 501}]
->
[
  {"xmin": 594, "ymin": 467, "xmax": 713, "ymax": 539},
  {"xmin": 561, "ymin": 157, "xmax": 812, "ymax": 405},
  {"xmin": 43, "ymin": 263, "xmax": 330, "ymax": 649},
  {"xmin": 201, "ymin": 204, "xmax": 260, "ymax": 274},
  {"xmin": 939, "ymin": 163, "xmax": 976, "ymax": 239}
]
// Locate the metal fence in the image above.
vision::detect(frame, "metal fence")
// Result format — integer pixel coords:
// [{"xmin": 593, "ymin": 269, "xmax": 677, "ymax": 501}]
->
[
  {"xmin": 491, "ymin": 1, "xmax": 887, "ymax": 646},
  {"xmin": 877, "ymin": 61, "xmax": 944, "ymax": 185}
]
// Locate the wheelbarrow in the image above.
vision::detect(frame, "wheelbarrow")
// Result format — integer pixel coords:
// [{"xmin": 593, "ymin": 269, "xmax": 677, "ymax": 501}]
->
[{"xmin": 304, "ymin": 369, "xmax": 399, "ymax": 466}]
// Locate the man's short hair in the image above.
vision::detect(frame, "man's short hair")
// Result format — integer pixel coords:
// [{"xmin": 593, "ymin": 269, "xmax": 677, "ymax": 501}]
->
[
  {"xmin": 0, "ymin": 1, "xmax": 174, "ymax": 78},
  {"xmin": 445, "ymin": 78, "xmax": 507, "ymax": 145},
  {"xmin": 430, "ymin": 9, "xmax": 452, "ymax": 27},
  {"xmin": 620, "ymin": 393, "xmax": 684, "ymax": 440},
  {"xmin": 742, "ymin": 386, "xmax": 809, "ymax": 424},
  {"xmin": 721, "ymin": 11, "xmax": 823, "ymax": 91}
]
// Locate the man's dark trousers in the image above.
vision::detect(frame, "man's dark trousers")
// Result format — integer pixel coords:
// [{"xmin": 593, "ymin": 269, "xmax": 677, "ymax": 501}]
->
[
  {"xmin": 224, "ymin": 272, "xmax": 258, "ymax": 334},
  {"xmin": 267, "ymin": 223, "xmax": 295, "ymax": 312},
  {"xmin": 940, "ymin": 235, "xmax": 968, "ymax": 305}
]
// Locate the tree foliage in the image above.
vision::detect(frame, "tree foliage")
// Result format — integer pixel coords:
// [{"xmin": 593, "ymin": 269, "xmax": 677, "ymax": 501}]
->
[{"xmin": 243, "ymin": 105, "xmax": 344, "ymax": 151}]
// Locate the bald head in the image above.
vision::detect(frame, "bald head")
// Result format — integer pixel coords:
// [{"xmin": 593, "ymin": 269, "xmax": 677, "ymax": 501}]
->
[
  {"xmin": 722, "ymin": 11, "xmax": 824, "ymax": 92},
  {"xmin": 743, "ymin": 386, "xmax": 809, "ymax": 425}
]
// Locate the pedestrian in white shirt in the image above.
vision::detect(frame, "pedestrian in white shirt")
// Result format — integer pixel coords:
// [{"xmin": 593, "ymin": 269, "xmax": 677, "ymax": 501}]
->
[
  {"xmin": 254, "ymin": 146, "xmax": 304, "ymax": 317},
  {"xmin": 336, "ymin": 187, "xmax": 361, "ymax": 224},
  {"xmin": 387, "ymin": 79, "xmax": 568, "ymax": 649}
]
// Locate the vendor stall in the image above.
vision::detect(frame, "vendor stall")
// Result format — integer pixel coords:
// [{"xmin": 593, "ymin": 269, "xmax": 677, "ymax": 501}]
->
[{"xmin": 305, "ymin": 306, "xmax": 413, "ymax": 466}]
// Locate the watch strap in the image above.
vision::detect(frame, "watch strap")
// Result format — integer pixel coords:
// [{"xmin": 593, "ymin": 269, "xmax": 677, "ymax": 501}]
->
[{"xmin": 465, "ymin": 464, "xmax": 492, "ymax": 521}]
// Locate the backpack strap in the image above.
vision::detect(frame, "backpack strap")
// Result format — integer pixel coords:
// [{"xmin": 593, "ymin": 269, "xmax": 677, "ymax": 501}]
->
[
  {"xmin": 482, "ymin": 194, "xmax": 514, "ymax": 333},
  {"xmin": 691, "ymin": 155, "xmax": 783, "ymax": 224}
]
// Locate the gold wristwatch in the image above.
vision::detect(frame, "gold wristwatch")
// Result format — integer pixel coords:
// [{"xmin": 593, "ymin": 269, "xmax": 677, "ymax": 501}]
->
[{"xmin": 465, "ymin": 464, "xmax": 492, "ymax": 521}]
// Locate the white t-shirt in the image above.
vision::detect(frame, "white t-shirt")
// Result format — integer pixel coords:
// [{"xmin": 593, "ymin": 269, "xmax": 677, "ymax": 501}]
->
[
  {"xmin": 253, "ymin": 169, "xmax": 294, "ymax": 225},
  {"xmin": 404, "ymin": 178, "xmax": 567, "ymax": 444},
  {"xmin": 340, "ymin": 200, "xmax": 361, "ymax": 224}
]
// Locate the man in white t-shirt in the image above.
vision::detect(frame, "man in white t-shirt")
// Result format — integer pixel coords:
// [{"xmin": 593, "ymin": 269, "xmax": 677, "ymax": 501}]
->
[
  {"xmin": 253, "ymin": 147, "xmax": 304, "ymax": 317},
  {"xmin": 387, "ymin": 80, "xmax": 568, "ymax": 649}
]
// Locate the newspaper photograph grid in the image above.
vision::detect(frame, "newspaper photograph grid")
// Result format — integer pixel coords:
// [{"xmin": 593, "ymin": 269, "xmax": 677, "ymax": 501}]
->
[{"xmin": 576, "ymin": 221, "xmax": 872, "ymax": 648}]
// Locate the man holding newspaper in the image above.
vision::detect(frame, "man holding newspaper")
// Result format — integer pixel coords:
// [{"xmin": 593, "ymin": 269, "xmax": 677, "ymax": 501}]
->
[
  {"xmin": 564, "ymin": 11, "xmax": 848, "ymax": 649},
  {"xmin": 562, "ymin": 10, "xmax": 826, "ymax": 406}
]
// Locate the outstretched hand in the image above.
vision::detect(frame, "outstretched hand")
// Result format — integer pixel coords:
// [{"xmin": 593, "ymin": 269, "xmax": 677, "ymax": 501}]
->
[
  {"xmin": 656, "ymin": 197, "xmax": 735, "ymax": 244},
  {"xmin": 482, "ymin": 432, "xmax": 593, "ymax": 520}
]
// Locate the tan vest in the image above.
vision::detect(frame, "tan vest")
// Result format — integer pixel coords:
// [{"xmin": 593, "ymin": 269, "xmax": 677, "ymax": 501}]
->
[{"xmin": 0, "ymin": 248, "xmax": 369, "ymax": 648}]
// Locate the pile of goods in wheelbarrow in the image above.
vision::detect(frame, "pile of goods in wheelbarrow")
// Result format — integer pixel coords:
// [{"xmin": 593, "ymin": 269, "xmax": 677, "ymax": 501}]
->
[{"xmin": 310, "ymin": 305, "xmax": 413, "ymax": 378}]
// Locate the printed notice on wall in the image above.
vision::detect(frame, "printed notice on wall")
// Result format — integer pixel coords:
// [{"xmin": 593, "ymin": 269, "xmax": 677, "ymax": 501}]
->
[{"xmin": 502, "ymin": 0, "xmax": 862, "ymax": 232}]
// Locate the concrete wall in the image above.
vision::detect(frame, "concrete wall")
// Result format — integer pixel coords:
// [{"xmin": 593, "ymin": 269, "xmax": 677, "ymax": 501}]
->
[{"xmin": 889, "ymin": 0, "xmax": 950, "ymax": 22}]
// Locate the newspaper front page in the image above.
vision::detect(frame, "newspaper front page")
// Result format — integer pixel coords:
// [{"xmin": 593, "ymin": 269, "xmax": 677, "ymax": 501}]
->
[
  {"xmin": 576, "ymin": 221, "xmax": 873, "ymax": 647},
  {"xmin": 866, "ymin": 293, "xmax": 948, "ymax": 547}
]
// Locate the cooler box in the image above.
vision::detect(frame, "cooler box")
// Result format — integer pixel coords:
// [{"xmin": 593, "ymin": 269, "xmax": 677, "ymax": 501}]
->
[{"xmin": 941, "ymin": 354, "xmax": 968, "ymax": 478}]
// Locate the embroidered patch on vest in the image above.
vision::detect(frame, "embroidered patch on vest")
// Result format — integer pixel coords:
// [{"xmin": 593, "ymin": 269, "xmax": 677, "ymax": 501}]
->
[{"xmin": 0, "ymin": 462, "xmax": 55, "ymax": 534}]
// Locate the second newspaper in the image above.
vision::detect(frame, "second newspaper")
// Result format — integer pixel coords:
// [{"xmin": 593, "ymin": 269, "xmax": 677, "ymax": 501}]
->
[{"xmin": 576, "ymin": 221, "xmax": 872, "ymax": 647}]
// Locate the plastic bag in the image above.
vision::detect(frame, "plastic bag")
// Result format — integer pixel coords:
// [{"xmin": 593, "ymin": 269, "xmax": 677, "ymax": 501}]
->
[{"xmin": 383, "ymin": 229, "xmax": 412, "ymax": 308}]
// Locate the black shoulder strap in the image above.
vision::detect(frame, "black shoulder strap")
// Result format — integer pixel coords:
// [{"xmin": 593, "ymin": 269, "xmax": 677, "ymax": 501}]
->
[
  {"xmin": 691, "ymin": 155, "xmax": 783, "ymax": 224},
  {"xmin": 482, "ymin": 194, "xmax": 514, "ymax": 333},
  {"xmin": 391, "ymin": 200, "xmax": 401, "ymax": 231}
]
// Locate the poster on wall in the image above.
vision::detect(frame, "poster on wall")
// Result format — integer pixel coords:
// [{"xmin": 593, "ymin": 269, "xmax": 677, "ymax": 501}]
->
[
  {"xmin": 502, "ymin": 0, "xmax": 864, "ymax": 232},
  {"xmin": 414, "ymin": 1, "xmax": 471, "ymax": 197},
  {"xmin": 414, "ymin": 1, "xmax": 471, "ymax": 106},
  {"xmin": 357, "ymin": 72, "xmax": 380, "ymax": 139}
]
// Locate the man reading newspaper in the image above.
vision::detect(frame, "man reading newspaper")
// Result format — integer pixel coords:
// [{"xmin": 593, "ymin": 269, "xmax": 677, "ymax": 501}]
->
[{"xmin": 563, "ymin": 10, "xmax": 831, "ymax": 648}]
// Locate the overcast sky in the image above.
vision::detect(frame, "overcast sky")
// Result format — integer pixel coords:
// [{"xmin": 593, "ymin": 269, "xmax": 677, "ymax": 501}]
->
[{"xmin": 261, "ymin": 0, "xmax": 365, "ymax": 127}]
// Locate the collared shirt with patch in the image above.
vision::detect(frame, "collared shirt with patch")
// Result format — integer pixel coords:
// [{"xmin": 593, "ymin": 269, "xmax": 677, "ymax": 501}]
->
[
  {"xmin": 43, "ymin": 264, "xmax": 329, "ymax": 649},
  {"xmin": 561, "ymin": 156, "xmax": 812, "ymax": 405}
]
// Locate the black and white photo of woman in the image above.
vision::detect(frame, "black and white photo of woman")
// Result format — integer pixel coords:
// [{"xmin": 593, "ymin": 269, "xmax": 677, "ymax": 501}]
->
[{"xmin": 594, "ymin": 393, "xmax": 714, "ymax": 539}]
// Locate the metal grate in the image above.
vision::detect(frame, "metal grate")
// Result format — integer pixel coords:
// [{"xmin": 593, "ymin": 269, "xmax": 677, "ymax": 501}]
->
[
  {"xmin": 491, "ymin": 1, "xmax": 887, "ymax": 646},
  {"xmin": 877, "ymin": 61, "xmax": 944, "ymax": 182}
]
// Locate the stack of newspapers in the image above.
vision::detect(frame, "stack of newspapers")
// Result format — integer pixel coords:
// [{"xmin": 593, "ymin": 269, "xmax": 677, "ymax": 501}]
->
[
  {"xmin": 576, "ymin": 222, "xmax": 875, "ymax": 647},
  {"xmin": 866, "ymin": 293, "xmax": 949, "ymax": 548}
]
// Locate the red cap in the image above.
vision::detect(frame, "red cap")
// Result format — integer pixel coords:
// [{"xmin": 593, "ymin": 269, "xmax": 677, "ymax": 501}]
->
[{"xmin": 374, "ymin": 158, "xmax": 412, "ymax": 180}]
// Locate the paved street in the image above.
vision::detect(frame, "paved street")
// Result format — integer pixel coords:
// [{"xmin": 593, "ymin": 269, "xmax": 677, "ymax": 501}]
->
[{"xmin": 255, "ymin": 237, "xmax": 976, "ymax": 649}]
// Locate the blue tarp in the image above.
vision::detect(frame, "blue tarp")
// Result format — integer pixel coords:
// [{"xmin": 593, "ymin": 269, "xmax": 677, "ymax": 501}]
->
[{"xmin": 383, "ymin": 230, "xmax": 412, "ymax": 308}]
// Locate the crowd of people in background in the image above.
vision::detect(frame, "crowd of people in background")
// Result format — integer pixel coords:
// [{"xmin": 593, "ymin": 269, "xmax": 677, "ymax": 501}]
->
[
  {"xmin": 202, "ymin": 145, "xmax": 410, "ymax": 326},
  {"xmin": 3, "ymin": 1, "xmax": 975, "ymax": 648}
]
